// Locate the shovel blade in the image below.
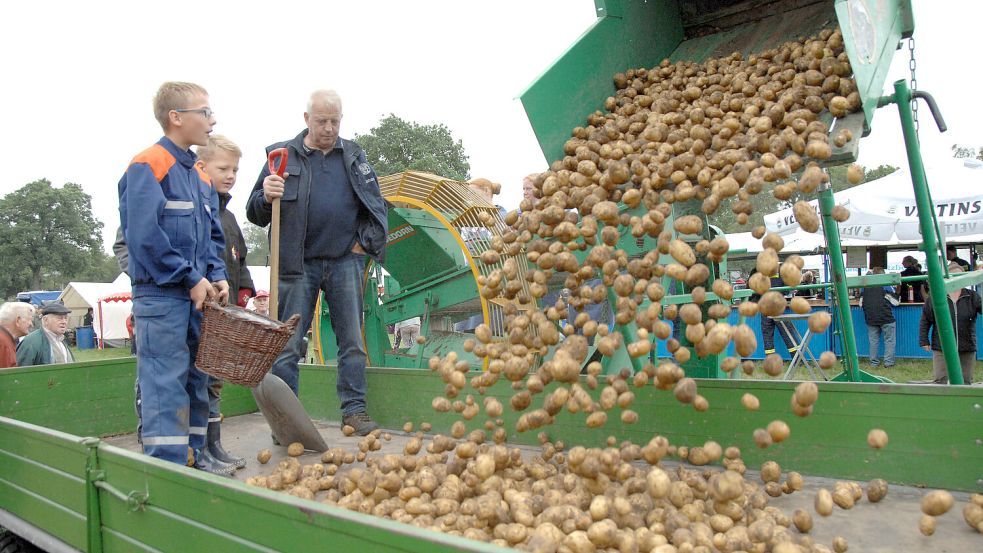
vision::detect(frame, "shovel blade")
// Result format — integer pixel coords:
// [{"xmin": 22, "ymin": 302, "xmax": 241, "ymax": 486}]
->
[{"xmin": 251, "ymin": 373, "xmax": 329, "ymax": 452}]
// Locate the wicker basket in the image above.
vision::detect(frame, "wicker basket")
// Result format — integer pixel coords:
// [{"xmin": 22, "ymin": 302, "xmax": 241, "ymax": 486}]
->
[{"xmin": 195, "ymin": 302, "xmax": 300, "ymax": 387}]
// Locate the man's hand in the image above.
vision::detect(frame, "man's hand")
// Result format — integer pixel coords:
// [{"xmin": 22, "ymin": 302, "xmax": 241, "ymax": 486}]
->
[
  {"xmin": 351, "ymin": 242, "xmax": 366, "ymax": 255},
  {"xmin": 262, "ymin": 173, "xmax": 289, "ymax": 203},
  {"xmin": 191, "ymin": 278, "xmax": 216, "ymax": 311},
  {"xmin": 213, "ymin": 280, "xmax": 230, "ymax": 305},
  {"xmin": 922, "ymin": 345, "xmax": 931, "ymax": 352}
]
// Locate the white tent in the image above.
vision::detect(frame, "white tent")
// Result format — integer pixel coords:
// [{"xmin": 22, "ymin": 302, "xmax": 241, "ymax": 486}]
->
[
  {"xmin": 58, "ymin": 273, "xmax": 132, "ymax": 340},
  {"xmin": 764, "ymin": 159, "xmax": 983, "ymax": 244}
]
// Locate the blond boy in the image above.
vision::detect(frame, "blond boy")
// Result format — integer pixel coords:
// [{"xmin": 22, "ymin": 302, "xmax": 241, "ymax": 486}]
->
[{"xmin": 118, "ymin": 82, "xmax": 229, "ymax": 467}]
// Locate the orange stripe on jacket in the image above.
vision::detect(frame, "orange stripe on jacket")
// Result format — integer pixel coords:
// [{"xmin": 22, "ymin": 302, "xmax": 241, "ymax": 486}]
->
[
  {"xmin": 194, "ymin": 165, "xmax": 213, "ymax": 187},
  {"xmin": 130, "ymin": 144, "xmax": 176, "ymax": 182}
]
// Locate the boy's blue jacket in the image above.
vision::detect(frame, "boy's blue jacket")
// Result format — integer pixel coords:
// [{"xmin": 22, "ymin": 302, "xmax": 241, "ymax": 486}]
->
[{"xmin": 119, "ymin": 137, "xmax": 228, "ymax": 297}]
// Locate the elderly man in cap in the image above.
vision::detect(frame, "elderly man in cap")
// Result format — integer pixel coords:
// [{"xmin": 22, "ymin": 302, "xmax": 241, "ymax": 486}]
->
[
  {"xmin": 1, "ymin": 302, "xmax": 35, "ymax": 368},
  {"xmin": 252, "ymin": 290, "xmax": 271, "ymax": 317},
  {"xmin": 17, "ymin": 302, "xmax": 75, "ymax": 366}
]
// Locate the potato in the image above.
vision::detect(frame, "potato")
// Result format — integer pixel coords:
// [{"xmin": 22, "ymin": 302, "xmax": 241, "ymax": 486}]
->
[
  {"xmin": 815, "ymin": 488, "xmax": 834, "ymax": 516},
  {"xmin": 758, "ymin": 292, "xmax": 787, "ymax": 318},
  {"xmin": 847, "ymin": 164, "xmax": 863, "ymax": 184},
  {"xmin": 767, "ymin": 420, "xmax": 791, "ymax": 443},
  {"xmin": 673, "ymin": 215, "xmax": 703, "ymax": 235},
  {"xmin": 669, "ymin": 239, "xmax": 696, "ymax": 267},
  {"xmin": 257, "ymin": 448, "xmax": 272, "ymax": 464},
  {"xmin": 793, "ymin": 509, "xmax": 813, "ymax": 533},
  {"xmin": 794, "ymin": 381, "xmax": 819, "ymax": 407},
  {"xmin": 832, "ymin": 536, "xmax": 848, "ymax": 553},
  {"xmin": 761, "ymin": 460, "xmax": 782, "ymax": 483},
  {"xmin": 674, "ymin": 378, "xmax": 697, "ymax": 404},
  {"xmin": 964, "ymin": 503, "xmax": 983, "ymax": 532},
  {"xmin": 753, "ymin": 428, "xmax": 773, "ymax": 449},
  {"xmin": 793, "ymin": 201, "xmax": 820, "ymax": 233},
  {"xmin": 831, "ymin": 205, "xmax": 851, "ymax": 223},
  {"xmin": 790, "ymin": 296, "xmax": 811, "ymax": 314},
  {"xmin": 712, "ymin": 279, "xmax": 734, "ymax": 301},
  {"xmin": 733, "ymin": 324, "xmax": 758, "ymax": 357},
  {"xmin": 921, "ymin": 490, "xmax": 955, "ymax": 516},
  {"xmin": 918, "ymin": 514, "xmax": 936, "ymax": 536},
  {"xmin": 780, "ymin": 261, "xmax": 803, "ymax": 287},
  {"xmin": 741, "ymin": 393, "xmax": 760, "ymax": 411},
  {"xmin": 866, "ymin": 428, "xmax": 888, "ymax": 449},
  {"xmin": 342, "ymin": 425, "xmax": 356, "ymax": 437},
  {"xmin": 287, "ymin": 442, "xmax": 305, "ymax": 457},
  {"xmin": 762, "ymin": 353, "xmax": 784, "ymax": 377},
  {"xmin": 833, "ymin": 486, "xmax": 855, "ymax": 509},
  {"xmin": 756, "ymin": 249, "xmax": 779, "ymax": 277},
  {"xmin": 818, "ymin": 350, "xmax": 837, "ymax": 369},
  {"xmin": 808, "ymin": 311, "xmax": 832, "ymax": 333}
]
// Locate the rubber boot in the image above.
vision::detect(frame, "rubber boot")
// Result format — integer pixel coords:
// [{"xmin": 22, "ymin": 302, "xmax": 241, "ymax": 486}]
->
[
  {"xmin": 194, "ymin": 447, "xmax": 236, "ymax": 477},
  {"xmin": 207, "ymin": 421, "xmax": 246, "ymax": 469}
]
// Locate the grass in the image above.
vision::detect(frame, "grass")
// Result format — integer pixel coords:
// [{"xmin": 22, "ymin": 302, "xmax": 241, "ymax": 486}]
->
[{"xmin": 71, "ymin": 346, "xmax": 133, "ymax": 363}]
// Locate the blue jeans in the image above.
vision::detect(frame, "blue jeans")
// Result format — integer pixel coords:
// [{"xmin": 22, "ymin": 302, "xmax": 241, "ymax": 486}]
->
[
  {"xmin": 867, "ymin": 322, "xmax": 896, "ymax": 366},
  {"xmin": 132, "ymin": 295, "xmax": 208, "ymax": 465},
  {"xmin": 272, "ymin": 253, "xmax": 367, "ymax": 415}
]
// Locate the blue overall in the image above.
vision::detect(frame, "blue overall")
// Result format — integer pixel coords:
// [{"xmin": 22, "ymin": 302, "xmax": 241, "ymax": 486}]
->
[{"xmin": 119, "ymin": 137, "xmax": 227, "ymax": 465}]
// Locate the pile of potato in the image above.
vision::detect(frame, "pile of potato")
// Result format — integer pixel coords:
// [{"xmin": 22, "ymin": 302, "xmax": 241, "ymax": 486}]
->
[{"xmin": 244, "ymin": 28, "xmax": 983, "ymax": 550}]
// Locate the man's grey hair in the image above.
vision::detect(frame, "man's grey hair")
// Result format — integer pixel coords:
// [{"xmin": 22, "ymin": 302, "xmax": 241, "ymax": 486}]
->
[
  {"xmin": 307, "ymin": 89, "xmax": 343, "ymax": 113},
  {"xmin": 0, "ymin": 302, "xmax": 34, "ymax": 324}
]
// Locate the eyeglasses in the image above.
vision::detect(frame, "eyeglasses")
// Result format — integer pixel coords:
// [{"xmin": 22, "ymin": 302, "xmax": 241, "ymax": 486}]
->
[{"xmin": 174, "ymin": 107, "xmax": 214, "ymax": 119}]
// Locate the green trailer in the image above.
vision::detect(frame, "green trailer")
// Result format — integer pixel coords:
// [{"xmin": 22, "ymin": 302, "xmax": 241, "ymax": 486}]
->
[{"xmin": 1, "ymin": 359, "xmax": 982, "ymax": 552}]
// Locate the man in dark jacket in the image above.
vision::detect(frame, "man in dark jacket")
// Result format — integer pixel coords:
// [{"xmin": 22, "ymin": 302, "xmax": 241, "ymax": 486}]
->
[
  {"xmin": 860, "ymin": 267, "xmax": 897, "ymax": 368},
  {"xmin": 246, "ymin": 90, "xmax": 388, "ymax": 436},
  {"xmin": 919, "ymin": 264, "xmax": 981, "ymax": 384}
]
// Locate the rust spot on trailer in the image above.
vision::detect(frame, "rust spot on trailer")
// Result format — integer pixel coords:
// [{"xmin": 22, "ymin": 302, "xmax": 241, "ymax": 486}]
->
[{"xmin": 298, "ymin": 505, "xmax": 317, "ymax": 524}]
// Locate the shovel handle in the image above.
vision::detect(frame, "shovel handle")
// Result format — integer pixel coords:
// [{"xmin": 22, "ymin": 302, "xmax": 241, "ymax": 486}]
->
[
  {"xmin": 267, "ymin": 148, "xmax": 288, "ymax": 321},
  {"xmin": 268, "ymin": 148, "xmax": 288, "ymax": 178}
]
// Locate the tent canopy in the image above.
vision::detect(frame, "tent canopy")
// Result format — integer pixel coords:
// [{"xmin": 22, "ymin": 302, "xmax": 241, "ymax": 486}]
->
[
  {"xmin": 764, "ymin": 159, "xmax": 983, "ymax": 243},
  {"xmin": 58, "ymin": 273, "xmax": 131, "ymax": 339}
]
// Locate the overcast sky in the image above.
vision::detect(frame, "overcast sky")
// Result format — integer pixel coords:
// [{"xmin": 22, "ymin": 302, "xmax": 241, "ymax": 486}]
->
[{"xmin": 1, "ymin": 0, "xmax": 979, "ymax": 254}]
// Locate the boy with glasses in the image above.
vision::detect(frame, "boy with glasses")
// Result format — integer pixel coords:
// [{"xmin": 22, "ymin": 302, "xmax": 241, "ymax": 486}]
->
[{"xmin": 118, "ymin": 82, "xmax": 229, "ymax": 469}]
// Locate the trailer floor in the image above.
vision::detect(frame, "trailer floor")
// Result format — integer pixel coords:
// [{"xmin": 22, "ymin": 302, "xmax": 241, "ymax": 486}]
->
[{"xmin": 104, "ymin": 414, "xmax": 980, "ymax": 552}]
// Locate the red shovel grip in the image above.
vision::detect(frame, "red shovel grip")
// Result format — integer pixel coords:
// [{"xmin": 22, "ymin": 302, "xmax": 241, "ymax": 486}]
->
[{"xmin": 268, "ymin": 148, "xmax": 288, "ymax": 178}]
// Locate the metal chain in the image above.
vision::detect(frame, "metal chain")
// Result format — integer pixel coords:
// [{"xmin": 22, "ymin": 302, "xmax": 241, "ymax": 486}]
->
[{"xmin": 909, "ymin": 37, "xmax": 919, "ymax": 139}]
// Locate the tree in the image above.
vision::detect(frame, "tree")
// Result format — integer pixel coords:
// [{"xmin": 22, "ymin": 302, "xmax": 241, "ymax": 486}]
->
[
  {"xmin": 355, "ymin": 114, "xmax": 471, "ymax": 181},
  {"xmin": 0, "ymin": 180, "xmax": 104, "ymax": 297},
  {"xmin": 951, "ymin": 144, "xmax": 983, "ymax": 161},
  {"xmin": 243, "ymin": 224, "xmax": 269, "ymax": 266}
]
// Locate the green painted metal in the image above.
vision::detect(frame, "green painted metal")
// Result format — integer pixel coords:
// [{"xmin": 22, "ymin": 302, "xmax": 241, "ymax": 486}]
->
[
  {"xmin": 834, "ymin": 0, "xmax": 914, "ymax": 130},
  {"xmin": 887, "ymin": 79, "xmax": 963, "ymax": 384},
  {"xmin": 295, "ymin": 365, "xmax": 983, "ymax": 493},
  {"xmin": 819, "ymin": 184, "xmax": 861, "ymax": 381},
  {"xmin": 519, "ymin": 0, "xmax": 683, "ymax": 162},
  {"xmin": 0, "ymin": 416, "xmax": 513, "ymax": 553}
]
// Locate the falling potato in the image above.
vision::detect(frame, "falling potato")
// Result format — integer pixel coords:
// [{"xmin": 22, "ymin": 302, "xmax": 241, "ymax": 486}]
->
[{"xmin": 866, "ymin": 428, "xmax": 889, "ymax": 449}]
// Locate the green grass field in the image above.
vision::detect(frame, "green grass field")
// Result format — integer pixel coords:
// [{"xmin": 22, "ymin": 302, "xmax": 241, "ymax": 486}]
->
[{"xmin": 70, "ymin": 344, "xmax": 941, "ymax": 384}]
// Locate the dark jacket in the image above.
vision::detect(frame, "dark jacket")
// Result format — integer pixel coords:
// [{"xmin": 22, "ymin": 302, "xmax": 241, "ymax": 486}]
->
[
  {"xmin": 861, "ymin": 286, "xmax": 896, "ymax": 326},
  {"xmin": 898, "ymin": 266, "xmax": 924, "ymax": 303},
  {"xmin": 219, "ymin": 192, "xmax": 254, "ymax": 297},
  {"xmin": 919, "ymin": 288, "xmax": 983, "ymax": 352},
  {"xmin": 16, "ymin": 329, "xmax": 75, "ymax": 366},
  {"xmin": 246, "ymin": 131, "xmax": 388, "ymax": 278}
]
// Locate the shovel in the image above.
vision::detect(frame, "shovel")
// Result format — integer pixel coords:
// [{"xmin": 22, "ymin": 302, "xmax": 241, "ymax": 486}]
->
[{"xmin": 251, "ymin": 148, "xmax": 328, "ymax": 452}]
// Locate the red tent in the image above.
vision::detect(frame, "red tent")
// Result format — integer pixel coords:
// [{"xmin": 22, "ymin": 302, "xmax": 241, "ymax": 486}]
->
[{"xmin": 98, "ymin": 292, "xmax": 131, "ymax": 349}]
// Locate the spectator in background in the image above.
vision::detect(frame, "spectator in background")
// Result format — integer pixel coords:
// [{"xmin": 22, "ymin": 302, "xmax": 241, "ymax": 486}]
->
[
  {"xmin": 0, "ymin": 302, "xmax": 35, "ymax": 368},
  {"xmin": 252, "ymin": 290, "xmax": 270, "ymax": 317},
  {"xmin": 16, "ymin": 303, "xmax": 75, "ymax": 366},
  {"xmin": 860, "ymin": 267, "xmax": 897, "ymax": 368},
  {"xmin": 795, "ymin": 271, "xmax": 816, "ymax": 298},
  {"xmin": 394, "ymin": 317, "xmax": 421, "ymax": 348},
  {"xmin": 946, "ymin": 245, "xmax": 971, "ymax": 272},
  {"xmin": 919, "ymin": 263, "xmax": 981, "ymax": 384},
  {"xmin": 898, "ymin": 255, "xmax": 925, "ymax": 303},
  {"xmin": 83, "ymin": 307, "xmax": 94, "ymax": 327},
  {"xmin": 522, "ymin": 173, "xmax": 538, "ymax": 205}
]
